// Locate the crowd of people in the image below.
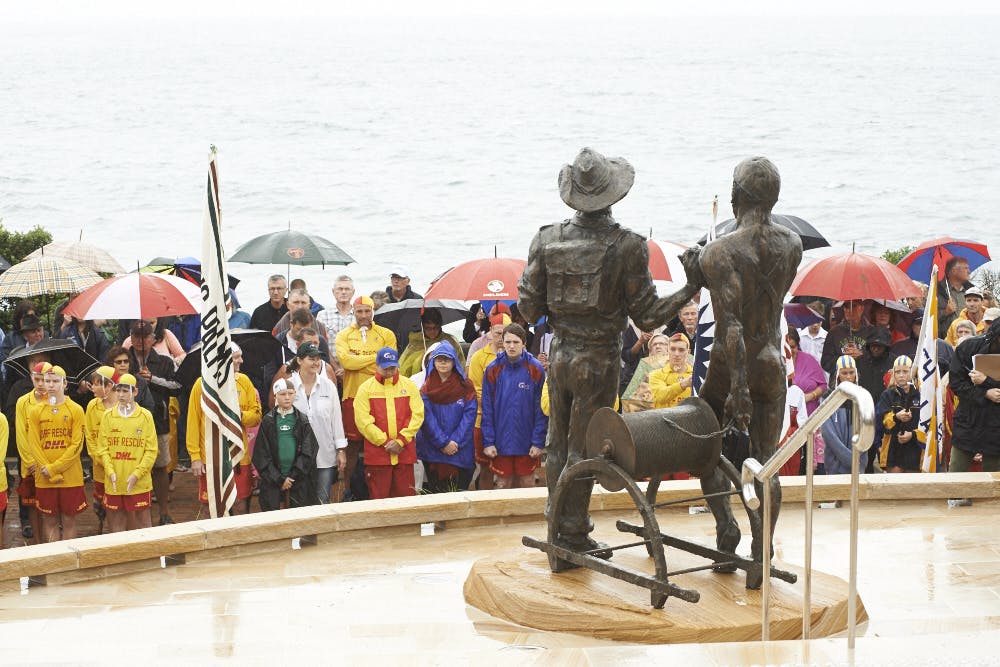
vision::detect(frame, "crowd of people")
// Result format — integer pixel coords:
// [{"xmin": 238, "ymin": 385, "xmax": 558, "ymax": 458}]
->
[
  {"xmin": 2, "ymin": 253, "xmax": 999, "ymax": 548},
  {"xmin": 622, "ymin": 255, "xmax": 1000, "ymax": 498}
]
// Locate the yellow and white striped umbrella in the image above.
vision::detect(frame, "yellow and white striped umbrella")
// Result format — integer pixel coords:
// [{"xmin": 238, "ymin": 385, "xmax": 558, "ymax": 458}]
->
[{"xmin": 0, "ymin": 256, "xmax": 103, "ymax": 298}]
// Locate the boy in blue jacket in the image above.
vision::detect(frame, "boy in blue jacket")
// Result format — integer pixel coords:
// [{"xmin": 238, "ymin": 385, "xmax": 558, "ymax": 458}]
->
[{"xmin": 481, "ymin": 324, "xmax": 547, "ymax": 489}]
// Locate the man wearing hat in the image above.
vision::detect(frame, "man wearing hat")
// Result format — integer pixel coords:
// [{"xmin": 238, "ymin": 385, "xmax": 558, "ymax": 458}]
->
[
  {"xmin": 334, "ymin": 296, "xmax": 397, "ymax": 499},
  {"xmin": 384, "ymin": 265, "xmax": 423, "ymax": 354},
  {"xmin": 353, "ymin": 347, "xmax": 424, "ymax": 499},
  {"xmin": 28, "ymin": 364, "xmax": 87, "ymax": 542},
  {"xmin": 385, "ymin": 265, "xmax": 421, "ymax": 304},
  {"xmin": 945, "ymin": 286, "xmax": 987, "ymax": 346},
  {"xmin": 518, "ymin": 148, "xmax": 708, "ymax": 567}
]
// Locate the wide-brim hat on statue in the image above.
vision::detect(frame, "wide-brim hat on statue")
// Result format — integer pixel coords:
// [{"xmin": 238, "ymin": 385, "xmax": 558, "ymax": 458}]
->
[{"xmin": 558, "ymin": 147, "xmax": 635, "ymax": 213}]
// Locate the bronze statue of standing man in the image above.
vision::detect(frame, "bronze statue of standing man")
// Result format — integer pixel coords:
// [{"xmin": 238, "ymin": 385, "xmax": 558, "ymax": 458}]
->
[
  {"xmin": 681, "ymin": 156, "xmax": 802, "ymax": 585},
  {"xmin": 518, "ymin": 148, "xmax": 697, "ymax": 568}
]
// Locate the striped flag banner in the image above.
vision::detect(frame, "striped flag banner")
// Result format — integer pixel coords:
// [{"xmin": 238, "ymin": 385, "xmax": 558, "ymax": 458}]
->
[
  {"xmin": 691, "ymin": 287, "xmax": 714, "ymax": 395},
  {"xmin": 200, "ymin": 147, "xmax": 245, "ymax": 518},
  {"xmin": 918, "ymin": 265, "xmax": 943, "ymax": 473},
  {"xmin": 692, "ymin": 199, "xmax": 718, "ymax": 396}
]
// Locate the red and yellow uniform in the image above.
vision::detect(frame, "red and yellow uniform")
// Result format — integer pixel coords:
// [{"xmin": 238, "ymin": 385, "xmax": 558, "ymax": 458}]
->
[
  {"xmin": 0, "ymin": 413, "xmax": 8, "ymax": 513},
  {"xmin": 28, "ymin": 397, "xmax": 87, "ymax": 516},
  {"xmin": 98, "ymin": 405, "xmax": 158, "ymax": 508},
  {"xmin": 336, "ymin": 320, "xmax": 396, "ymax": 441},
  {"xmin": 186, "ymin": 373, "xmax": 262, "ymax": 502},
  {"xmin": 354, "ymin": 371, "xmax": 424, "ymax": 498},
  {"xmin": 85, "ymin": 396, "xmax": 113, "ymax": 502},
  {"xmin": 15, "ymin": 390, "xmax": 45, "ymax": 506}
]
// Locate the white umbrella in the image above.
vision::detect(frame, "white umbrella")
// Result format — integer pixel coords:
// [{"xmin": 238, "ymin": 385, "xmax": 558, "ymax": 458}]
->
[
  {"xmin": 63, "ymin": 272, "xmax": 202, "ymax": 320},
  {"xmin": 26, "ymin": 239, "xmax": 126, "ymax": 274}
]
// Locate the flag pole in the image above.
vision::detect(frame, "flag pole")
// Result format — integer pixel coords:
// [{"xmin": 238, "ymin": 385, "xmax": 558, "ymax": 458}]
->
[{"xmin": 200, "ymin": 146, "xmax": 245, "ymax": 519}]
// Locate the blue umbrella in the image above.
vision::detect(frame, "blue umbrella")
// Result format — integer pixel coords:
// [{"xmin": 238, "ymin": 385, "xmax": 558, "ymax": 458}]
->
[
  {"xmin": 897, "ymin": 237, "xmax": 991, "ymax": 281},
  {"xmin": 783, "ymin": 303, "xmax": 824, "ymax": 329}
]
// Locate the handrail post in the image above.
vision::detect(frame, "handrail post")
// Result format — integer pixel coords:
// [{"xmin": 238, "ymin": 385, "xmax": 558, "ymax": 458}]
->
[
  {"xmin": 803, "ymin": 427, "xmax": 815, "ymax": 640},
  {"xmin": 752, "ymin": 381, "xmax": 874, "ymax": 648},
  {"xmin": 761, "ymin": 479, "xmax": 772, "ymax": 641}
]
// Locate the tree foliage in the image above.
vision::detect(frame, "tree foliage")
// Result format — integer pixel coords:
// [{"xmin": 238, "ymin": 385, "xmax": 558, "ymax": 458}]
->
[
  {"xmin": 973, "ymin": 267, "xmax": 1000, "ymax": 299},
  {"xmin": 0, "ymin": 220, "xmax": 54, "ymax": 332},
  {"xmin": 881, "ymin": 246, "xmax": 914, "ymax": 266}
]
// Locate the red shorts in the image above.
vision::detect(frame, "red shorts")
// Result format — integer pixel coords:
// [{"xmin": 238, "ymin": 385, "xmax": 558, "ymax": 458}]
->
[
  {"xmin": 0, "ymin": 492, "xmax": 7, "ymax": 513},
  {"xmin": 93, "ymin": 481, "xmax": 106, "ymax": 505},
  {"xmin": 490, "ymin": 455, "xmax": 538, "ymax": 478},
  {"xmin": 198, "ymin": 463, "xmax": 253, "ymax": 503},
  {"xmin": 103, "ymin": 491, "xmax": 152, "ymax": 512},
  {"xmin": 473, "ymin": 427, "xmax": 490, "ymax": 466},
  {"xmin": 365, "ymin": 464, "xmax": 416, "ymax": 500},
  {"xmin": 35, "ymin": 485, "xmax": 88, "ymax": 516},
  {"xmin": 17, "ymin": 475, "xmax": 36, "ymax": 506},
  {"xmin": 342, "ymin": 398, "xmax": 361, "ymax": 441}
]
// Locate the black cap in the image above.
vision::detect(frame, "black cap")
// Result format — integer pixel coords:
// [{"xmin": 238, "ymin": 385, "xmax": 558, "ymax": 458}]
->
[
  {"xmin": 866, "ymin": 326, "xmax": 892, "ymax": 348},
  {"xmin": 296, "ymin": 341, "xmax": 322, "ymax": 358},
  {"xmin": 130, "ymin": 320, "xmax": 154, "ymax": 337},
  {"xmin": 912, "ymin": 307, "xmax": 924, "ymax": 323},
  {"xmin": 19, "ymin": 314, "xmax": 43, "ymax": 332}
]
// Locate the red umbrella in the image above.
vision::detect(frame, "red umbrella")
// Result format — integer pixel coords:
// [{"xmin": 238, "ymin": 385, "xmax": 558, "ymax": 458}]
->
[
  {"xmin": 789, "ymin": 252, "xmax": 923, "ymax": 301},
  {"xmin": 647, "ymin": 239, "xmax": 687, "ymax": 282},
  {"xmin": 63, "ymin": 272, "xmax": 203, "ymax": 320},
  {"xmin": 896, "ymin": 237, "xmax": 991, "ymax": 281},
  {"xmin": 424, "ymin": 257, "xmax": 527, "ymax": 301}
]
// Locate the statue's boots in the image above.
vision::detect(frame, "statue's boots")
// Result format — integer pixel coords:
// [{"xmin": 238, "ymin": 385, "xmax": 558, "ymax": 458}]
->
[
  {"xmin": 555, "ymin": 533, "xmax": 613, "ymax": 561},
  {"xmin": 713, "ymin": 521, "xmax": 741, "ymax": 573}
]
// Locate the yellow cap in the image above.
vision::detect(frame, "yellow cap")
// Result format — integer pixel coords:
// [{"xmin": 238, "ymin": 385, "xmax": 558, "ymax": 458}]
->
[{"xmin": 115, "ymin": 373, "xmax": 137, "ymax": 388}]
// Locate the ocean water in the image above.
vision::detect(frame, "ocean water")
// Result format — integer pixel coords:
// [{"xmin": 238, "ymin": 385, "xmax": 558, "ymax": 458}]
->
[{"xmin": 1, "ymin": 14, "xmax": 998, "ymax": 308}]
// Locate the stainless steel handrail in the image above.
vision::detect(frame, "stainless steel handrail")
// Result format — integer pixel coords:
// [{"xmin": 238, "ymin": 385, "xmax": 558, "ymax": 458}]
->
[{"xmin": 752, "ymin": 381, "xmax": 875, "ymax": 648}]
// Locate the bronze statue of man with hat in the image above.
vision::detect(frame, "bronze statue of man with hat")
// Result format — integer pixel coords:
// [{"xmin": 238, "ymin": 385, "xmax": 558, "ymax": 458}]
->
[{"xmin": 518, "ymin": 148, "xmax": 699, "ymax": 567}]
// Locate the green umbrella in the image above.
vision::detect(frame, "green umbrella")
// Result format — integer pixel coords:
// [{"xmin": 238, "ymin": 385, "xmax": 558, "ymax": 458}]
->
[{"xmin": 228, "ymin": 229, "xmax": 355, "ymax": 267}]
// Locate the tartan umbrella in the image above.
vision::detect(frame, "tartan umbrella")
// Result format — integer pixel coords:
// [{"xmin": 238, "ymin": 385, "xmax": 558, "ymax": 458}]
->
[
  {"xmin": 26, "ymin": 240, "xmax": 126, "ymax": 274},
  {"xmin": 0, "ymin": 256, "xmax": 103, "ymax": 298}
]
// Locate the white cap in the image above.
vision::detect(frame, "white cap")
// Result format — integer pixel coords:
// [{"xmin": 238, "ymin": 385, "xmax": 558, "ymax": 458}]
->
[
  {"xmin": 389, "ymin": 265, "xmax": 410, "ymax": 279},
  {"xmin": 983, "ymin": 307, "xmax": 1000, "ymax": 323}
]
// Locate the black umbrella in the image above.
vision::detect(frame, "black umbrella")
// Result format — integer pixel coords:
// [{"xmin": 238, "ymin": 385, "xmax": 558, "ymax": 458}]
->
[
  {"xmin": 3, "ymin": 338, "xmax": 101, "ymax": 384},
  {"xmin": 228, "ymin": 229, "xmax": 355, "ymax": 267},
  {"xmin": 373, "ymin": 298, "xmax": 470, "ymax": 337},
  {"xmin": 696, "ymin": 214, "xmax": 830, "ymax": 251},
  {"xmin": 175, "ymin": 329, "xmax": 283, "ymax": 390}
]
